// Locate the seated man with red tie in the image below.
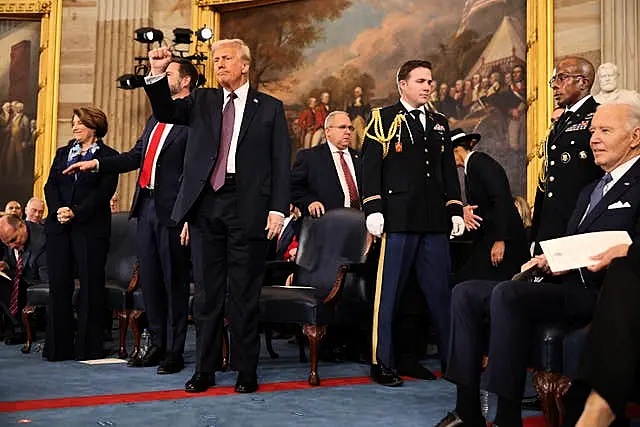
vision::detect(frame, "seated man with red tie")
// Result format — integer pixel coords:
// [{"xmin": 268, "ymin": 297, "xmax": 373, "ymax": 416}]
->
[
  {"xmin": 290, "ymin": 110, "xmax": 362, "ymax": 217},
  {"xmin": 62, "ymin": 59, "xmax": 198, "ymax": 374},
  {"xmin": 0, "ymin": 214, "xmax": 47, "ymax": 345}
]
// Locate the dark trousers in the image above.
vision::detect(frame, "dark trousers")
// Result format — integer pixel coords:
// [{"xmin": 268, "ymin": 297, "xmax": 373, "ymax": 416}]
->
[
  {"xmin": 0, "ymin": 276, "xmax": 27, "ymax": 335},
  {"xmin": 446, "ymin": 279, "xmax": 597, "ymax": 400},
  {"xmin": 137, "ymin": 195, "xmax": 190, "ymax": 355},
  {"xmin": 372, "ymin": 232, "xmax": 451, "ymax": 368},
  {"xmin": 189, "ymin": 184, "xmax": 267, "ymax": 374},
  {"xmin": 568, "ymin": 257, "xmax": 640, "ymax": 418},
  {"xmin": 45, "ymin": 229, "xmax": 109, "ymax": 361}
]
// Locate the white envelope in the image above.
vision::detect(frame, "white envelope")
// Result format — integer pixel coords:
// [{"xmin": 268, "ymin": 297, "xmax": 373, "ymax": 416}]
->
[
  {"xmin": 608, "ymin": 201, "xmax": 631, "ymax": 209},
  {"xmin": 540, "ymin": 230, "xmax": 632, "ymax": 272}
]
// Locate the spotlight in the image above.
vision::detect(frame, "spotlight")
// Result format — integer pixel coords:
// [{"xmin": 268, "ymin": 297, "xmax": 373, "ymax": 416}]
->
[
  {"xmin": 116, "ymin": 74, "xmax": 146, "ymax": 90},
  {"xmin": 173, "ymin": 28, "xmax": 193, "ymax": 45},
  {"xmin": 196, "ymin": 26, "xmax": 213, "ymax": 42},
  {"xmin": 134, "ymin": 27, "xmax": 163, "ymax": 44}
]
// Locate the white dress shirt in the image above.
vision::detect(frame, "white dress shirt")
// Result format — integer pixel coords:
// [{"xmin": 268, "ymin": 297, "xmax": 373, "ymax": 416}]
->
[
  {"xmin": 222, "ymin": 82, "xmax": 249, "ymax": 174},
  {"xmin": 400, "ymin": 99, "xmax": 426, "ymax": 129},
  {"xmin": 327, "ymin": 141, "xmax": 359, "ymax": 207}
]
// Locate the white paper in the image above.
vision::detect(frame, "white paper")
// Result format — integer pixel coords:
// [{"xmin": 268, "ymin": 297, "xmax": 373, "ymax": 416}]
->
[
  {"xmin": 540, "ymin": 230, "xmax": 632, "ymax": 272},
  {"xmin": 78, "ymin": 358, "xmax": 127, "ymax": 365},
  {"xmin": 0, "ymin": 270, "xmax": 10, "ymax": 281}
]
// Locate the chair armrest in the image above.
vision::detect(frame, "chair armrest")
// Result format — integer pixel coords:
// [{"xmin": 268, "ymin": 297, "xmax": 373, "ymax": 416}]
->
[
  {"xmin": 127, "ymin": 262, "xmax": 140, "ymax": 293},
  {"xmin": 323, "ymin": 264, "xmax": 349, "ymax": 304}
]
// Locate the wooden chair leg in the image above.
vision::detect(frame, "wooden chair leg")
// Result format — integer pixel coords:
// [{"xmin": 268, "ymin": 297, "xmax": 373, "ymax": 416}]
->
[
  {"xmin": 128, "ymin": 310, "xmax": 143, "ymax": 361},
  {"xmin": 533, "ymin": 371, "xmax": 563, "ymax": 427},
  {"xmin": 20, "ymin": 305, "xmax": 35, "ymax": 354},
  {"xmin": 264, "ymin": 325, "xmax": 279, "ymax": 359},
  {"xmin": 303, "ymin": 324, "xmax": 327, "ymax": 386},
  {"xmin": 115, "ymin": 309, "xmax": 128, "ymax": 359},
  {"xmin": 296, "ymin": 329, "xmax": 308, "ymax": 363}
]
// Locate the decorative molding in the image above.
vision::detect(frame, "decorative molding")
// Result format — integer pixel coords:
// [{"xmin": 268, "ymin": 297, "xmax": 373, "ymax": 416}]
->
[
  {"xmin": 601, "ymin": 0, "xmax": 639, "ymax": 91},
  {"xmin": 0, "ymin": 1, "xmax": 50, "ymax": 15}
]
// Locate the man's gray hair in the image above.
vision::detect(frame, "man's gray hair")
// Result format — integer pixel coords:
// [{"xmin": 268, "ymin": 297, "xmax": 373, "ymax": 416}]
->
[
  {"xmin": 599, "ymin": 100, "xmax": 640, "ymax": 132},
  {"xmin": 210, "ymin": 38, "xmax": 251, "ymax": 64},
  {"xmin": 324, "ymin": 110, "xmax": 349, "ymax": 130}
]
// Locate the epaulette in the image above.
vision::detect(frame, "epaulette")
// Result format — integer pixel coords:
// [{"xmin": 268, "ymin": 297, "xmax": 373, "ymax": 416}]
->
[{"xmin": 364, "ymin": 108, "xmax": 410, "ymax": 158}]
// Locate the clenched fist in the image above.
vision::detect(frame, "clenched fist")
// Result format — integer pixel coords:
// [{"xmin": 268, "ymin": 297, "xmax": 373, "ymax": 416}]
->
[{"xmin": 148, "ymin": 47, "xmax": 173, "ymax": 75}]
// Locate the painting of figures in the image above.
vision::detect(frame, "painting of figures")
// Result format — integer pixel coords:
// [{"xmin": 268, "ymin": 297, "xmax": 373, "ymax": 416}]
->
[
  {"xmin": 220, "ymin": 0, "xmax": 528, "ymax": 195},
  {"xmin": 0, "ymin": 20, "xmax": 40, "ymax": 207}
]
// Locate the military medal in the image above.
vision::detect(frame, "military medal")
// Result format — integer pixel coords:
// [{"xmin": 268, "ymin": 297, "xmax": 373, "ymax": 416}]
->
[{"xmin": 395, "ymin": 140, "xmax": 403, "ymax": 152}]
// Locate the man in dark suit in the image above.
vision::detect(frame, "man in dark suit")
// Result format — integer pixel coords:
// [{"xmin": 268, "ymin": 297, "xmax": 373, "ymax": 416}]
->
[
  {"xmin": 64, "ymin": 59, "xmax": 197, "ymax": 374},
  {"xmin": 437, "ymin": 101, "xmax": 640, "ymax": 427},
  {"xmin": 362, "ymin": 59, "xmax": 465, "ymax": 387},
  {"xmin": 450, "ymin": 128, "xmax": 529, "ymax": 283},
  {"xmin": 0, "ymin": 214, "xmax": 47, "ymax": 344},
  {"xmin": 291, "ymin": 110, "xmax": 362, "ymax": 217},
  {"xmin": 531, "ymin": 56, "xmax": 603, "ymax": 250},
  {"xmin": 144, "ymin": 39, "xmax": 290, "ymax": 393},
  {"xmin": 560, "ymin": 101, "xmax": 640, "ymax": 427}
]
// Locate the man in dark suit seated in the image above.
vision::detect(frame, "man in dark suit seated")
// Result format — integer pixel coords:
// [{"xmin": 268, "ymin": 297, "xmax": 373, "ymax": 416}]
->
[
  {"xmin": 291, "ymin": 110, "xmax": 362, "ymax": 217},
  {"xmin": 436, "ymin": 101, "xmax": 640, "ymax": 427},
  {"xmin": 63, "ymin": 59, "xmax": 198, "ymax": 374},
  {"xmin": 0, "ymin": 214, "xmax": 47, "ymax": 344}
]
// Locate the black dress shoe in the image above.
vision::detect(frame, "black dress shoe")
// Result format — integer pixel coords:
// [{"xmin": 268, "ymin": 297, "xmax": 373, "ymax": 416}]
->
[
  {"xmin": 185, "ymin": 372, "xmax": 215, "ymax": 393},
  {"xmin": 435, "ymin": 411, "xmax": 486, "ymax": 427},
  {"xmin": 234, "ymin": 372, "xmax": 258, "ymax": 393},
  {"xmin": 396, "ymin": 360, "xmax": 437, "ymax": 380},
  {"xmin": 157, "ymin": 354, "xmax": 184, "ymax": 375},
  {"xmin": 370, "ymin": 363, "xmax": 404, "ymax": 387},
  {"xmin": 128, "ymin": 345, "xmax": 165, "ymax": 367}
]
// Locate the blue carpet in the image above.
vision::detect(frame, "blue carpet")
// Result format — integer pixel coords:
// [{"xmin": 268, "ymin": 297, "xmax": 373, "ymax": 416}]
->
[{"xmin": 0, "ymin": 325, "xmax": 541, "ymax": 426}]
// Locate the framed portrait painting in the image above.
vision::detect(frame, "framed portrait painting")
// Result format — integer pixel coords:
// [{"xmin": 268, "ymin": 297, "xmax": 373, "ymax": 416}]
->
[
  {"xmin": 0, "ymin": 0, "xmax": 62, "ymax": 207},
  {"xmin": 195, "ymin": 0, "xmax": 553, "ymax": 201}
]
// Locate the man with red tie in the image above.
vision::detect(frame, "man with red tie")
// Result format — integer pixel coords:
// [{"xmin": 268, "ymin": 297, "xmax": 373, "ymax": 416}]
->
[
  {"xmin": 63, "ymin": 59, "xmax": 198, "ymax": 375},
  {"xmin": 290, "ymin": 110, "xmax": 362, "ymax": 217},
  {"xmin": 0, "ymin": 214, "xmax": 47, "ymax": 345}
]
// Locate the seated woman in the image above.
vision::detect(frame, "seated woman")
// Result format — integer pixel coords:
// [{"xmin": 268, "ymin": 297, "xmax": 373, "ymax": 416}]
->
[
  {"xmin": 43, "ymin": 106, "xmax": 118, "ymax": 361},
  {"xmin": 513, "ymin": 195, "xmax": 533, "ymax": 248}
]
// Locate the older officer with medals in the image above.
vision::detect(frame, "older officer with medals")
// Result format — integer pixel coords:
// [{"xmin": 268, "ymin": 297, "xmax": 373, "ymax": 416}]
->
[{"xmin": 362, "ymin": 59, "xmax": 465, "ymax": 387}]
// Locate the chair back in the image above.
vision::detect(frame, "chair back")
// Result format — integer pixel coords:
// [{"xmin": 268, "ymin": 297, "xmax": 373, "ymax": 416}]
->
[
  {"xmin": 105, "ymin": 212, "xmax": 138, "ymax": 285},
  {"xmin": 294, "ymin": 208, "xmax": 367, "ymax": 299}
]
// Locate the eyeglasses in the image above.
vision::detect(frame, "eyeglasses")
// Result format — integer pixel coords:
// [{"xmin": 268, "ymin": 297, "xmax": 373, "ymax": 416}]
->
[
  {"xmin": 329, "ymin": 125, "xmax": 355, "ymax": 131},
  {"xmin": 548, "ymin": 73, "xmax": 584, "ymax": 87}
]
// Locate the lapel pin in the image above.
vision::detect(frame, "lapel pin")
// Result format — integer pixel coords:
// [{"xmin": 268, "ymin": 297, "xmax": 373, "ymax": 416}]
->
[
  {"xmin": 253, "ymin": 98, "xmax": 259, "ymax": 103},
  {"xmin": 624, "ymin": 182, "xmax": 630, "ymax": 186}
]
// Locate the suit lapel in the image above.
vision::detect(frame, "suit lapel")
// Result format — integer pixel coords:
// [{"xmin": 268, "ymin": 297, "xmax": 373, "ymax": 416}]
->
[
  {"xmin": 322, "ymin": 143, "xmax": 345, "ymax": 199},
  {"xmin": 236, "ymin": 87, "xmax": 260, "ymax": 147},
  {"xmin": 159, "ymin": 124, "xmax": 185, "ymax": 155},
  {"xmin": 349, "ymin": 147, "xmax": 362, "ymax": 186},
  {"xmin": 211, "ymin": 90, "xmax": 223, "ymax": 152},
  {"xmin": 578, "ymin": 160, "xmax": 640, "ymax": 231}
]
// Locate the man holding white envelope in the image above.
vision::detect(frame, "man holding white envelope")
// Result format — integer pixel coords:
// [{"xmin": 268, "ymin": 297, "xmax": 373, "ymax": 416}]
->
[{"xmin": 437, "ymin": 100, "xmax": 640, "ymax": 427}]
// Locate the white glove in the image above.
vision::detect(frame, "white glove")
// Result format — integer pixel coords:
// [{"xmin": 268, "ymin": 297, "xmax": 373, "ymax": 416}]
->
[
  {"xmin": 450, "ymin": 215, "xmax": 465, "ymax": 237},
  {"xmin": 366, "ymin": 213, "xmax": 384, "ymax": 237}
]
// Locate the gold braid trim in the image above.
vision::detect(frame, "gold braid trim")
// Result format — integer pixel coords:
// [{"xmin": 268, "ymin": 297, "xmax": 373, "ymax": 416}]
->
[
  {"xmin": 537, "ymin": 126, "xmax": 553, "ymax": 191},
  {"xmin": 364, "ymin": 109, "xmax": 410, "ymax": 158},
  {"xmin": 363, "ymin": 195, "xmax": 381, "ymax": 204},
  {"xmin": 446, "ymin": 200, "xmax": 464, "ymax": 207}
]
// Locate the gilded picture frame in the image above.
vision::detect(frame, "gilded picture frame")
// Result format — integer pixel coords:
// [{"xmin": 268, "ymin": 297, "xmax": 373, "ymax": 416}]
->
[
  {"xmin": 194, "ymin": 0, "xmax": 554, "ymax": 202},
  {"xmin": 0, "ymin": 0, "xmax": 62, "ymax": 202}
]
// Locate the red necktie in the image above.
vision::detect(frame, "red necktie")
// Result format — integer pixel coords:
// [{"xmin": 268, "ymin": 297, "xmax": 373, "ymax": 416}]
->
[
  {"xmin": 211, "ymin": 92, "xmax": 237, "ymax": 191},
  {"xmin": 338, "ymin": 151, "xmax": 360, "ymax": 209},
  {"xmin": 138, "ymin": 122, "xmax": 167, "ymax": 188},
  {"xmin": 9, "ymin": 251, "xmax": 24, "ymax": 317}
]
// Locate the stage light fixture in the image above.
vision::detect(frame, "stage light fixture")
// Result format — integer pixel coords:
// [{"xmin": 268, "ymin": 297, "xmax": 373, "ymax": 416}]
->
[
  {"xmin": 196, "ymin": 26, "xmax": 213, "ymax": 42},
  {"xmin": 173, "ymin": 28, "xmax": 193, "ymax": 45},
  {"xmin": 134, "ymin": 27, "xmax": 163, "ymax": 44}
]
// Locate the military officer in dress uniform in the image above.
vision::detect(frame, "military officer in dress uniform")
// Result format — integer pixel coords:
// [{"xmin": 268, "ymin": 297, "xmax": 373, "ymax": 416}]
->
[
  {"xmin": 531, "ymin": 56, "xmax": 603, "ymax": 249},
  {"xmin": 362, "ymin": 59, "xmax": 465, "ymax": 387}
]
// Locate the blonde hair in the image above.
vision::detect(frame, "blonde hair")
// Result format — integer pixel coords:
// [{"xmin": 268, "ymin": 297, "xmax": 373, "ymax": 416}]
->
[
  {"xmin": 210, "ymin": 38, "xmax": 251, "ymax": 64},
  {"xmin": 513, "ymin": 196, "xmax": 532, "ymax": 228}
]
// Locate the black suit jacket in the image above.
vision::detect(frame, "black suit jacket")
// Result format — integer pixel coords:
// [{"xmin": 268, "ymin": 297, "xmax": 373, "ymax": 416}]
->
[
  {"xmin": 98, "ymin": 117, "xmax": 188, "ymax": 226},
  {"xmin": 531, "ymin": 96, "xmax": 603, "ymax": 244},
  {"xmin": 2, "ymin": 221, "xmax": 48, "ymax": 284},
  {"xmin": 362, "ymin": 102, "xmax": 463, "ymax": 233},
  {"xmin": 563, "ymin": 158, "xmax": 640, "ymax": 287},
  {"xmin": 144, "ymin": 78, "xmax": 290, "ymax": 238},
  {"xmin": 44, "ymin": 140, "xmax": 119, "ymax": 238},
  {"xmin": 290, "ymin": 143, "xmax": 362, "ymax": 215},
  {"xmin": 465, "ymin": 151, "xmax": 526, "ymax": 244}
]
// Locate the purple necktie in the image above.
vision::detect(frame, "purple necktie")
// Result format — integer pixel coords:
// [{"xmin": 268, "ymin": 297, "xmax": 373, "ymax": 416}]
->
[{"xmin": 211, "ymin": 92, "xmax": 237, "ymax": 191}]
